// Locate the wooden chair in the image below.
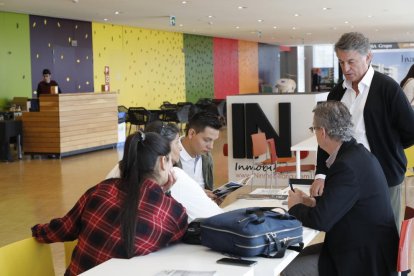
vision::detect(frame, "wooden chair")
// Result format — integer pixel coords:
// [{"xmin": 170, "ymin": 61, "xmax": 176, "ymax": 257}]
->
[
  {"xmin": 0, "ymin": 237, "xmax": 55, "ymax": 276},
  {"xmin": 251, "ymin": 132, "xmax": 274, "ymax": 189},
  {"xmin": 405, "ymin": 146, "xmax": 414, "ymax": 177},
  {"xmin": 64, "ymin": 240, "xmax": 78, "ymax": 268},
  {"xmin": 398, "ymin": 206, "xmax": 414, "ymax": 276}
]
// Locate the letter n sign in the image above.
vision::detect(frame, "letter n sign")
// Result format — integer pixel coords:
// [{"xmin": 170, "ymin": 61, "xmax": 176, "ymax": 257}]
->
[{"xmin": 231, "ymin": 102, "xmax": 291, "ymax": 158}]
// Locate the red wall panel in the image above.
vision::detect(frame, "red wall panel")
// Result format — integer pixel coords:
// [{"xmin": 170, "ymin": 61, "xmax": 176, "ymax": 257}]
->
[{"xmin": 213, "ymin": 38, "xmax": 239, "ymax": 99}]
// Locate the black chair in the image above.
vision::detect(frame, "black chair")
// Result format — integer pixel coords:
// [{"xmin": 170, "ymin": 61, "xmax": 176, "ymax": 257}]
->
[
  {"xmin": 127, "ymin": 107, "xmax": 151, "ymax": 134},
  {"xmin": 159, "ymin": 103, "xmax": 178, "ymax": 124},
  {"xmin": 216, "ymin": 100, "xmax": 226, "ymax": 125},
  {"xmin": 175, "ymin": 104, "xmax": 192, "ymax": 134},
  {"xmin": 118, "ymin": 105, "xmax": 129, "ymax": 124}
]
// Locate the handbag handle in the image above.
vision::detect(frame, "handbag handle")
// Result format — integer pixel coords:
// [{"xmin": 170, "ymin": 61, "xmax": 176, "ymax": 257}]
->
[{"xmin": 245, "ymin": 207, "xmax": 293, "ymax": 224}]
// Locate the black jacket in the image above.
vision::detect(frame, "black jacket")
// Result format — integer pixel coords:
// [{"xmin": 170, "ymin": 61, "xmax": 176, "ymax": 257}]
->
[
  {"xmin": 316, "ymin": 71, "xmax": 414, "ymax": 187},
  {"xmin": 290, "ymin": 139, "xmax": 398, "ymax": 276}
]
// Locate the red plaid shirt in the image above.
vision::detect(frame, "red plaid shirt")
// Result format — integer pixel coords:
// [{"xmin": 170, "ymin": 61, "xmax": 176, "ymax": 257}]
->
[{"xmin": 32, "ymin": 178, "xmax": 188, "ymax": 276}]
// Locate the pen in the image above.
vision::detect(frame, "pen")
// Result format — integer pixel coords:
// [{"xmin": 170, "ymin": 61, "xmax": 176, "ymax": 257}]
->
[{"xmin": 289, "ymin": 183, "xmax": 295, "ymax": 193}]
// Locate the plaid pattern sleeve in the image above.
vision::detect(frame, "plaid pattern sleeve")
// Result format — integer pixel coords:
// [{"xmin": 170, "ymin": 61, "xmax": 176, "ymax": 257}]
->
[{"xmin": 31, "ymin": 178, "xmax": 188, "ymax": 276}]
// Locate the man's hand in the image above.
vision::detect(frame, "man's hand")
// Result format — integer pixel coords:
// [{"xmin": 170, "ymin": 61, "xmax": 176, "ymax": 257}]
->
[
  {"xmin": 204, "ymin": 189, "xmax": 218, "ymax": 200},
  {"xmin": 288, "ymin": 188, "xmax": 316, "ymax": 208},
  {"xmin": 288, "ymin": 189, "xmax": 304, "ymax": 208},
  {"xmin": 310, "ymin": 178, "xmax": 325, "ymax": 197}
]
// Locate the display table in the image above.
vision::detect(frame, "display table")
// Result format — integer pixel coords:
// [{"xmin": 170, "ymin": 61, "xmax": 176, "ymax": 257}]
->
[
  {"xmin": 80, "ymin": 186, "xmax": 319, "ymax": 276},
  {"xmin": 0, "ymin": 120, "xmax": 22, "ymax": 161},
  {"xmin": 290, "ymin": 135, "xmax": 318, "ymax": 178},
  {"xmin": 22, "ymin": 93, "xmax": 118, "ymax": 157}
]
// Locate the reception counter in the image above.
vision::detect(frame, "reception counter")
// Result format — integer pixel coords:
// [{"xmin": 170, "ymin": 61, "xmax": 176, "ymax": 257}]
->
[{"xmin": 22, "ymin": 92, "xmax": 118, "ymax": 157}]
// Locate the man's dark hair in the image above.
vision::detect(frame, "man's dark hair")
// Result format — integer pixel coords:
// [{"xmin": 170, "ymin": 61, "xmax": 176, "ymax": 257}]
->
[
  {"xmin": 186, "ymin": 111, "xmax": 222, "ymax": 135},
  {"xmin": 42, "ymin": 69, "xmax": 51, "ymax": 75}
]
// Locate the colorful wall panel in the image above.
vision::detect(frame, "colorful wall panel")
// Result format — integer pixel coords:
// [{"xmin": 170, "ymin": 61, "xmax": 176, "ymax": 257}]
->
[
  {"xmin": 0, "ymin": 12, "xmax": 32, "ymax": 109},
  {"xmin": 213, "ymin": 38, "xmax": 239, "ymax": 99},
  {"xmin": 29, "ymin": 16, "xmax": 94, "ymax": 94},
  {"xmin": 92, "ymin": 23, "xmax": 186, "ymax": 109},
  {"xmin": 183, "ymin": 34, "xmax": 214, "ymax": 103},
  {"xmin": 1, "ymin": 11, "xmax": 282, "ymax": 111},
  {"xmin": 238, "ymin": 41, "xmax": 259, "ymax": 94}
]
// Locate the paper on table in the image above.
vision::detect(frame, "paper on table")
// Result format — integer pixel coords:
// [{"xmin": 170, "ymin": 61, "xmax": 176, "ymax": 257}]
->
[
  {"xmin": 236, "ymin": 187, "xmax": 288, "ymax": 200},
  {"xmin": 213, "ymin": 175, "xmax": 253, "ymax": 199}
]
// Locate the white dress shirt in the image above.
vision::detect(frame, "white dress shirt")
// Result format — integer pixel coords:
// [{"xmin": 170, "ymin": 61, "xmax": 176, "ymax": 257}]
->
[
  {"xmin": 341, "ymin": 65, "xmax": 374, "ymax": 151},
  {"xmin": 179, "ymin": 137, "xmax": 205, "ymax": 189}
]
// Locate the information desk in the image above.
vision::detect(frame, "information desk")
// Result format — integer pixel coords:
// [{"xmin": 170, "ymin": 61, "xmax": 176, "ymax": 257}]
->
[
  {"xmin": 80, "ymin": 187, "xmax": 319, "ymax": 276},
  {"xmin": 22, "ymin": 93, "xmax": 118, "ymax": 157},
  {"xmin": 0, "ymin": 119, "xmax": 23, "ymax": 161}
]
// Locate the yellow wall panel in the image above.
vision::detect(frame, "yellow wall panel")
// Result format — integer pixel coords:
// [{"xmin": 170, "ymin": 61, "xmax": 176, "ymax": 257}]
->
[
  {"xmin": 92, "ymin": 23, "xmax": 186, "ymax": 109},
  {"xmin": 238, "ymin": 41, "xmax": 259, "ymax": 94}
]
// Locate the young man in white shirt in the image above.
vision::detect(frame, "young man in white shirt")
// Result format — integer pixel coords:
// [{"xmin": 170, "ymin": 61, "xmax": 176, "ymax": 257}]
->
[{"xmin": 178, "ymin": 111, "xmax": 222, "ymax": 199}]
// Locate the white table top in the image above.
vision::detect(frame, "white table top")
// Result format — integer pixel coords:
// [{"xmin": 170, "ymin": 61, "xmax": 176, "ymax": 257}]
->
[
  {"xmin": 290, "ymin": 135, "xmax": 317, "ymax": 152},
  {"xmin": 80, "ymin": 187, "xmax": 319, "ymax": 276}
]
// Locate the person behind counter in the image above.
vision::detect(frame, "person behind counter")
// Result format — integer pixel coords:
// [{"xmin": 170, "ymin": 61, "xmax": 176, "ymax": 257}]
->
[{"xmin": 36, "ymin": 68, "xmax": 61, "ymax": 95}]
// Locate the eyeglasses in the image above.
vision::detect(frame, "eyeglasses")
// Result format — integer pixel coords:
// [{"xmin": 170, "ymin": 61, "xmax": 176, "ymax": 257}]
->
[{"xmin": 309, "ymin": 126, "xmax": 321, "ymax": 133}]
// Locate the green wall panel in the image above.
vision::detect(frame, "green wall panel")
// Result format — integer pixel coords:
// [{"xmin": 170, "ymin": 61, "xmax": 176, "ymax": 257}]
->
[
  {"xmin": 0, "ymin": 12, "xmax": 32, "ymax": 109},
  {"xmin": 184, "ymin": 34, "xmax": 214, "ymax": 103}
]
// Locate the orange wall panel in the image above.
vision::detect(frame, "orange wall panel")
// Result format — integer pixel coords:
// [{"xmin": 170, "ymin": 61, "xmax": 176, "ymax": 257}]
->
[{"xmin": 238, "ymin": 41, "xmax": 259, "ymax": 94}]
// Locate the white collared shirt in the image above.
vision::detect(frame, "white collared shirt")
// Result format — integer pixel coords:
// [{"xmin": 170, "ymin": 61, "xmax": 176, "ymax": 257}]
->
[
  {"xmin": 341, "ymin": 65, "xmax": 374, "ymax": 151},
  {"xmin": 179, "ymin": 137, "xmax": 205, "ymax": 189}
]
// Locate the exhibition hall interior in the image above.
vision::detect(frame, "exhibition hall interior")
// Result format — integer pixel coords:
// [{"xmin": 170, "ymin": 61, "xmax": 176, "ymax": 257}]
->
[{"xmin": 0, "ymin": 0, "xmax": 413, "ymax": 275}]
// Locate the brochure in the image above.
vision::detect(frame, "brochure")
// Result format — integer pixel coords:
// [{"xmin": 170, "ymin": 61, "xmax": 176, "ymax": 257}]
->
[{"xmin": 213, "ymin": 175, "xmax": 253, "ymax": 199}]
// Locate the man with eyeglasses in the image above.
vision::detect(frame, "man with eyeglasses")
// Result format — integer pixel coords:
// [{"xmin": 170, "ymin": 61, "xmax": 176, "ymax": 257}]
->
[
  {"xmin": 310, "ymin": 32, "xmax": 414, "ymax": 229},
  {"xmin": 282, "ymin": 101, "xmax": 398, "ymax": 276}
]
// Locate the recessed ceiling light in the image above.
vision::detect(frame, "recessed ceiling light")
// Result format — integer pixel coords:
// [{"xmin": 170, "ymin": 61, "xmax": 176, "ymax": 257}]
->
[
  {"xmin": 257, "ymin": 19, "xmax": 263, "ymax": 23},
  {"xmin": 294, "ymin": 13, "xmax": 300, "ymax": 17},
  {"xmin": 235, "ymin": 26, "xmax": 240, "ymax": 29},
  {"xmin": 292, "ymin": 27, "xmax": 296, "ymax": 30},
  {"xmin": 344, "ymin": 21, "xmax": 349, "ymax": 24},
  {"xmin": 238, "ymin": 6, "xmax": 247, "ymax": 9},
  {"xmin": 182, "ymin": 1, "xmax": 187, "ymax": 4},
  {"xmin": 114, "ymin": 11, "xmax": 120, "ymax": 15},
  {"xmin": 207, "ymin": 15, "xmax": 214, "ymax": 18},
  {"xmin": 367, "ymin": 15, "xmax": 373, "ymax": 18},
  {"xmin": 322, "ymin": 7, "xmax": 331, "ymax": 10},
  {"xmin": 179, "ymin": 24, "xmax": 183, "ymax": 27},
  {"xmin": 273, "ymin": 26, "xmax": 277, "ymax": 29},
  {"xmin": 103, "ymin": 18, "xmax": 108, "ymax": 21}
]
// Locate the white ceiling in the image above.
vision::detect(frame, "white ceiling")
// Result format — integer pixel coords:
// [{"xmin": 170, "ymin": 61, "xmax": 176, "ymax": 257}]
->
[{"xmin": 1, "ymin": 0, "xmax": 413, "ymax": 45}]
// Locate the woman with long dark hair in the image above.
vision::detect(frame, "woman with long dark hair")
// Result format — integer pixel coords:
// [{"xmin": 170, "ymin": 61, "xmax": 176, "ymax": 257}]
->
[
  {"xmin": 32, "ymin": 131, "xmax": 188, "ymax": 276},
  {"xmin": 106, "ymin": 120, "xmax": 223, "ymax": 222}
]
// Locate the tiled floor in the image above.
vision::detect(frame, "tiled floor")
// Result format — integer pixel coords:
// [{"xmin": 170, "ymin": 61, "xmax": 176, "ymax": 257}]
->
[{"xmin": 0, "ymin": 126, "xmax": 413, "ymax": 274}]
